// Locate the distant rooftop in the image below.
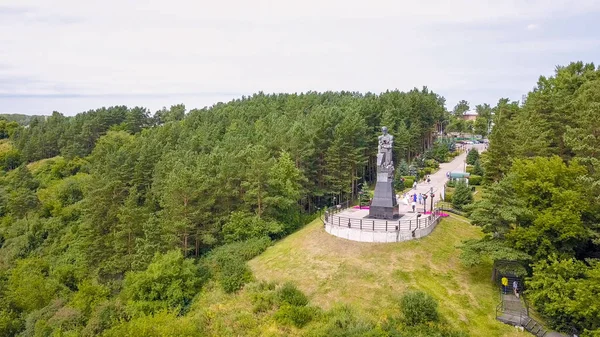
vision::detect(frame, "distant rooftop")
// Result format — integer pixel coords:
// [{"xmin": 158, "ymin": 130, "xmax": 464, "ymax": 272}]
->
[{"xmin": 463, "ymin": 110, "xmax": 478, "ymax": 116}]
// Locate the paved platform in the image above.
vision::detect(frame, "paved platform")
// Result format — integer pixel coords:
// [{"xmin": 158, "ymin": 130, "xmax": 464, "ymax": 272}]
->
[{"xmin": 323, "ymin": 144, "xmax": 484, "ymax": 243}]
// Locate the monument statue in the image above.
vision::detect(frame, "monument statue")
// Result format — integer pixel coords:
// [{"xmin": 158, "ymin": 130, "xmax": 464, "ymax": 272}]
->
[
  {"xmin": 377, "ymin": 126, "xmax": 394, "ymax": 169},
  {"xmin": 369, "ymin": 126, "xmax": 400, "ymax": 219}
]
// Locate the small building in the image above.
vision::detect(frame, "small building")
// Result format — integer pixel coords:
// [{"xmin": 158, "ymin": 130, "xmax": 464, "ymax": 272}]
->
[
  {"xmin": 461, "ymin": 110, "xmax": 478, "ymax": 121},
  {"xmin": 448, "ymin": 171, "xmax": 470, "ymax": 184}
]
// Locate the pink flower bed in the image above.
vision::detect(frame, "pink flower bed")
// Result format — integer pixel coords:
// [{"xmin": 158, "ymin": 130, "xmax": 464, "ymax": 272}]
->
[{"xmin": 353, "ymin": 205, "xmax": 369, "ymax": 209}]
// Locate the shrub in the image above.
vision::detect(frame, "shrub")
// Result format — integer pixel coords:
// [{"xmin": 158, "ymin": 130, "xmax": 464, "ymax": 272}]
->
[
  {"xmin": 400, "ymin": 291, "xmax": 439, "ymax": 326},
  {"xmin": 452, "ymin": 181, "xmax": 473, "ymax": 210},
  {"xmin": 466, "ymin": 148, "xmax": 480, "ymax": 165},
  {"xmin": 102, "ymin": 310, "xmax": 202, "ymax": 337},
  {"xmin": 397, "ymin": 160, "xmax": 409, "ymax": 176},
  {"xmin": 402, "ymin": 177, "xmax": 415, "ymax": 189},
  {"xmin": 208, "ymin": 236, "xmax": 272, "ymax": 262},
  {"xmin": 0, "ymin": 149, "xmax": 21, "ymax": 171},
  {"xmin": 222, "ymin": 211, "xmax": 283, "ymax": 243},
  {"xmin": 425, "ymin": 159, "xmax": 439, "ymax": 169},
  {"xmin": 469, "ymin": 175, "xmax": 482, "ymax": 185},
  {"xmin": 82, "ymin": 300, "xmax": 126, "ymax": 337},
  {"xmin": 465, "ymin": 165, "xmax": 474, "ymax": 173},
  {"xmin": 204, "ymin": 238, "xmax": 272, "ymax": 294},
  {"xmin": 394, "ymin": 176, "xmax": 405, "ymax": 191},
  {"xmin": 248, "ymin": 281, "xmax": 277, "ymax": 313},
  {"xmin": 473, "ymin": 160, "xmax": 484, "ymax": 176},
  {"xmin": 123, "ymin": 250, "xmax": 206, "ymax": 315},
  {"xmin": 277, "ymin": 282, "xmax": 308, "ymax": 306},
  {"xmin": 305, "ymin": 305, "xmax": 378, "ymax": 337},
  {"xmin": 216, "ymin": 255, "xmax": 253, "ymax": 294},
  {"xmin": 7, "ymin": 258, "xmax": 58, "ymax": 312},
  {"xmin": 274, "ymin": 305, "xmax": 319, "ymax": 328},
  {"xmin": 0, "ymin": 310, "xmax": 23, "ymax": 337},
  {"xmin": 444, "ymin": 192, "xmax": 453, "ymax": 203}
]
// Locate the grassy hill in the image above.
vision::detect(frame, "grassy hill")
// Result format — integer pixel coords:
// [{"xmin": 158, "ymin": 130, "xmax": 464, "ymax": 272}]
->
[{"xmin": 249, "ymin": 216, "xmax": 522, "ymax": 337}]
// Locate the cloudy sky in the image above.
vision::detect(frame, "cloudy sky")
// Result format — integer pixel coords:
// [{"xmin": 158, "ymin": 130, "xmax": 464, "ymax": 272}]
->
[{"xmin": 1, "ymin": 0, "xmax": 599, "ymax": 115}]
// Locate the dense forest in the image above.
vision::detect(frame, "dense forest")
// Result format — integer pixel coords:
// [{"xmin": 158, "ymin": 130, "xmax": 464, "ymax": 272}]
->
[
  {"xmin": 463, "ymin": 62, "xmax": 600, "ymax": 335},
  {"xmin": 0, "ymin": 89, "xmax": 460, "ymax": 336}
]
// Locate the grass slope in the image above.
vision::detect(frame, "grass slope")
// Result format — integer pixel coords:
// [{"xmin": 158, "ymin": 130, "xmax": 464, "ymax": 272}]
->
[{"xmin": 249, "ymin": 216, "xmax": 522, "ymax": 337}]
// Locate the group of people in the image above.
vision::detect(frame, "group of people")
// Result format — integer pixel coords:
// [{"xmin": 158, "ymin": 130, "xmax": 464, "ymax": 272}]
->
[
  {"xmin": 398, "ymin": 192, "xmax": 427, "ymax": 213},
  {"xmin": 501, "ymin": 277, "xmax": 520, "ymax": 298},
  {"xmin": 396, "ymin": 174, "xmax": 432, "ymax": 213}
]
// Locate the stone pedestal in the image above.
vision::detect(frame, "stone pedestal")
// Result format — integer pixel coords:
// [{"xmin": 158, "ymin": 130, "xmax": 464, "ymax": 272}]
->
[{"xmin": 369, "ymin": 168, "xmax": 399, "ymax": 219}]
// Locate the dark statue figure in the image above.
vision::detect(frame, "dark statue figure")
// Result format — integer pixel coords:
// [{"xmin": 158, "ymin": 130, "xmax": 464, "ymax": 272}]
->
[{"xmin": 369, "ymin": 126, "xmax": 400, "ymax": 219}]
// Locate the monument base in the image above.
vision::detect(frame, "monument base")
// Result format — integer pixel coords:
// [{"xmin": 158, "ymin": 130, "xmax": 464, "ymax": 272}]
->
[{"xmin": 368, "ymin": 180, "xmax": 399, "ymax": 220}]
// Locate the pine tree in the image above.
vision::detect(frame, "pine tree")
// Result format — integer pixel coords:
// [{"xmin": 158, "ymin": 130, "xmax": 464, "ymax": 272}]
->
[
  {"xmin": 472, "ymin": 160, "xmax": 484, "ymax": 176},
  {"xmin": 466, "ymin": 148, "xmax": 480, "ymax": 165},
  {"xmin": 452, "ymin": 181, "xmax": 473, "ymax": 210}
]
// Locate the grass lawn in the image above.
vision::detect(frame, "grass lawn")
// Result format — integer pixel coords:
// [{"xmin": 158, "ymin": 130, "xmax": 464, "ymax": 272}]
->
[{"xmin": 249, "ymin": 216, "xmax": 523, "ymax": 337}]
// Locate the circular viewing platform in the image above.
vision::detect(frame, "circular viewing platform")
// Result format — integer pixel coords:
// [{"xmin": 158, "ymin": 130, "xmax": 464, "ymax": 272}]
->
[{"xmin": 322, "ymin": 204, "xmax": 446, "ymax": 243}]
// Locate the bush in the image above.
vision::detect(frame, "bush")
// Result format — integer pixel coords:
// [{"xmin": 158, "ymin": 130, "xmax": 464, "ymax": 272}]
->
[
  {"xmin": 402, "ymin": 177, "xmax": 415, "ymax": 189},
  {"xmin": 400, "ymin": 291, "xmax": 439, "ymax": 326},
  {"xmin": 465, "ymin": 165, "xmax": 474, "ymax": 173},
  {"xmin": 123, "ymin": 250, "xmax": 206, "ymax": 315},
  {"xmin": 425, "ymin": 159, "xmax": 439, "ymax": 169},
  {"xmin": 82, "ymin": 300, "xmax": 126, "ymax": 337},
  {"xmin": 472, "ymin": 160, "xmax": 484, "ymax": 176},
  {"xmin": 222, "ymin": 211, "xmax": 283, "ymax": 243},
  {"xmin": 0, "ymin": 310, "xmax": 23, "ymax": 337},
  {"xmin": 419, "ymin": 168, "xmax": 433, "ymax": 177},
  {"xmin": 452, "ymin": 181, "xmax": 473, "ymax": 210},
  {"xmin": 274, "ymin": 305, "xmax": 320, "ymax": 328},
  {"xmin": 249, "ymin": 281, "xmax": 278, "ymax": 313},
  {"xmin": 277, "ymin": 282, "xmax": 309, "ymax": 306},
  {"xmin": 466, "ymin": 148, "xmax": 480, "ymax": 165},
  {"xmin": 208, "ymin": 236, "xmax": 272, "ymax": 262},
  {"xmin": 394, "ymin": 176, "xmax": 405, "ymax": 191},
  {"xmin": 204, "ymin": 238, "xmax": 272, "ymax": 294},
  {"xmin": 305, "ymin": 305, "xmax": 378, "ymax": 337},
  {"xmin": 469, "ymin": 175, "xmax": 482, "ymax": 185},
  {"xmin": 102, "ymin": 310, "xmax": 203, "ymax": 337},
  {"xmin": 444, "ymin": 192, "xmax": 453, "ymax": 203},
  {"xmin": 215, "ymin": 256, "xmax": 253, "ymax": 294}
]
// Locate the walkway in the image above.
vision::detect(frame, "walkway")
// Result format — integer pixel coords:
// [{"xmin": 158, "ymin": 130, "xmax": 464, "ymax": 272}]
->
[
  {"xmin": 398, "ymin": 143, "xmax": 485, "ymax": 215},
  {"xmin": 495, "ymin": 283, "xmax": 569, "ymax": 337}
]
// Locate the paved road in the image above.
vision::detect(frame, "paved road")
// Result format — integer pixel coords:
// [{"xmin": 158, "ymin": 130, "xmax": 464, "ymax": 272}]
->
[{"xmin": 397, "ymin": 144, "xmax": 485, "ymax": 217}]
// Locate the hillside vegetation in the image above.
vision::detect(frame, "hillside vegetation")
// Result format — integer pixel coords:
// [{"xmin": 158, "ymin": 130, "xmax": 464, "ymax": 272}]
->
[
  {"xmin": 250, "ymin": 216, "xmax": 520, "ymax": 337},
  {"xmin": 1, "ymin": 62, "xmax": 598, "ymax": 336}
]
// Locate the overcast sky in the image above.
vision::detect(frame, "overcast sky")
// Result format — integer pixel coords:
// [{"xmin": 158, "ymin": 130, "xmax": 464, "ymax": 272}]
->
[{"xmin": 1, "ymin": 0, "xmax": 599, "ymax": 115}]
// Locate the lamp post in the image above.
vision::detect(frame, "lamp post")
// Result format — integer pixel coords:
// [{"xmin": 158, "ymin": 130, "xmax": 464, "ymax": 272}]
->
[
  {"xmin": 358, "ymin": 191, "xmax": 364, "ymax": 209},
  {"xmin": 422, "ymin": 193, "xmax": 428, "ymax": 213},
  {"xmin": 430, "ymin": 192, "xmax": 435, "ymax": 213}
]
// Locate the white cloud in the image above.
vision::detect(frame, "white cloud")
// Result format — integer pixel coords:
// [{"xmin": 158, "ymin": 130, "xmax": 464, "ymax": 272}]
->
[
  {"xmin": 1, "ymin": 0, "xmax": 600, "ymax": 114},
  {"xmin": 527, "ymin": 23, "xmax": 540, "ymax": 30}
]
